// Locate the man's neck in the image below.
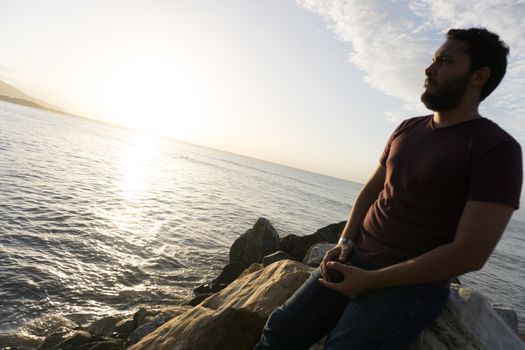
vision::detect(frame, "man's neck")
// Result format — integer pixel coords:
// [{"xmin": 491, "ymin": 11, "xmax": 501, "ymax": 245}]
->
[{"xmin": 432, "ymin": 103, "xmax": 481, "ymax": 128}]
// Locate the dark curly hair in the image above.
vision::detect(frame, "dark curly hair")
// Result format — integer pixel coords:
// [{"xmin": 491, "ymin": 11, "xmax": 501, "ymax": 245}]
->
[{"xmin": 447, "ymin": 28, "xmax": 509, "ymax": 101}]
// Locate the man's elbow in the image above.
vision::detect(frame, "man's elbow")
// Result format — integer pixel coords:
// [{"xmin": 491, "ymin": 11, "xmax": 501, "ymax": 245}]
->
[{"xmin": 463, "ymin": 254, "xmax": 488, "ymax": 272}]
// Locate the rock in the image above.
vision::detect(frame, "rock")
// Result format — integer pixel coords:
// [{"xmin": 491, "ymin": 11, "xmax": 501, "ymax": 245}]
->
[
  {"xmin": 212, "ymin": 261, "xmax": 251, "ymax": 288},
  {"xmin": 193, "ymin": 261, "xmax": 251, "ymax": 296},
  {"xmin": 128, "ymin": 260, "xmax": 312, "ymax": 350},
  {"xmin": 87, "ymin": 315, "xmax": 122, "ymax": 338},
  {"xmin": 181, "ymin": 292, "xmax": 213, "ymax": 306},
  {"xmin": 280, "ymin": 221, "xmax": 346, "ymax": 261},
  {"xmin": 229, "ymin": 218, "xmax": 280, "ymax": 264},
  {"xmin": 492, "ymin": 304, "xmax": 519, "ymax": 333},
  {"xmin": 262, "ymin": 251, "xmax": 293, "ymax": 266},
  {"xmin": 238, "ymin": 263, "xmax": 264, "ymax": 278},
  {"xmin": 126, "ymin": 306, "xmax": 190, "ymax": 347},
  {"xmin": 193, "ymin": 284, "xmax": 212, "ymax": 295},
  {"xmin": 133, "ymin": 308, "xmax": 161, "ymax": 328},
  {"xmin": 302, "ymin": 243, "xmax": 334, "ymax": 267},
  {"xmin": 37, "ymin": 327, "xmax": 76, "ymax": 350},
  {"xmin": 113, "ymin": 318, "xmax": 136, "ymax": 339},
  {"xmin": 53, "ymin": 330, "xmax": 93, "ymax": 349},
  {"xmin": 408, "ymin": 285, "xmax": 525, "ymax": 349},
  {"xmin": 85, "ymin": 339, "xmax": 124, "ymax": 350}
]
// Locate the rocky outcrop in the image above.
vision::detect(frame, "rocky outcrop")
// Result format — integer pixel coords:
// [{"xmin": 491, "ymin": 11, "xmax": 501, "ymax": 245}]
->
[
  {"xmin": 35, "ymin": 306, "xmax": 191, "ymax": 350},
  {"xmin": 302, "ymin": 242, "xmax": 334, "ymax": 267},
  {"xmin": 280, "ymin": 221, "xmax": 346, "ymax": 261},
  {"xmin": 29, "ymin": 218, "xmax": 524, "ymax": 350},
  {"xmin": 129, "ymin": 260, "xmax": 311, "ymax": 350},
  {"xmin": 262, "ymin": 250, "xmax": 293, "ymax": 266},
  {"xmin": 410, "ymin": 286, "xmax": 524, "ymax": 349},
  {"xmin": 229, "ymin": 217, "xmax": 280, "ymax": 264},
  {"xmin": 129, "ymin": 259, "xmax": 524, "ymax": 350}
]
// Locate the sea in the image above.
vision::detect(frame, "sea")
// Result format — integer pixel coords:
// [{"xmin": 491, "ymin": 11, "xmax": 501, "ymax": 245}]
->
[{"xmin": 0, "ymin": 101, "xmax": 524, "ymax": 348}]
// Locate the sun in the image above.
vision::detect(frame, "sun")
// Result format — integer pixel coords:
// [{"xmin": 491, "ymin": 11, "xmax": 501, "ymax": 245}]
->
[{"xmin": 99, "ymin": 56, "xmax": 203, "ymax": 140}]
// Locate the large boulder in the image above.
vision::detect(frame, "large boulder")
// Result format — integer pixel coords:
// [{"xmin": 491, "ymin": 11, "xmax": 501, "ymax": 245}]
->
[
  {"xmin": 193, "ymin": 261, "xmax": 251, "ymax": 296},
  {"xmin": 126, "ymin": 306, "xmax": 190, "ymax": 347},
  {"xmin": 229, "ymin": 218, "xmax": 281, "ymax": 264},
  {"xmin": 129, "ymin": 258, "xmax": 523, "ymax": 350},
  {"xmin": 262, "ymin": 251, "xmax": 293, "ymax": 266},
  {"xmin": 129, "ymin": 260, "xmax": 311, "ymax": 350},
  {"xmin": 280, "ymin": 221, "xmax": 346, "ymax": 261},
  {"xmin": 409, "ymin": 285, "xmax": 524, "ymax": 349},
  {"xmin": 302, "ymin": 242, "xmax": 335, "ymax": 267},
  {"xmin": 87, "ymin": 315, "xmax": 122, "ymax": 338}
]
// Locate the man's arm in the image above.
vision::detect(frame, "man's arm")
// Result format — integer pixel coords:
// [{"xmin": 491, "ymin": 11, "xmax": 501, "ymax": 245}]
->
[
  {"xmin": 319, "ymin": 201, "xmax": 514, "ymax": 296},
  {"xmin": 340, "ymin": 163, "xmax": 386, "ymax": 242},
  {"xmin": 320, "ymin": 164, "xmax": 385, "ymax": 279}
]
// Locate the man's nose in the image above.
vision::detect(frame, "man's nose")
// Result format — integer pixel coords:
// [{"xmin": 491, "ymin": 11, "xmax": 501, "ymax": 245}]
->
[{"xmin": 425, "ymin": 62, "xmax": 436, "ymax": 77}]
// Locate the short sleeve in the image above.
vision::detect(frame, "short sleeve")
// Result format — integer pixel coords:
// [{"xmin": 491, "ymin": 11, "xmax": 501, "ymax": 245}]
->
[
  {"xmin": 380, "ymin": 120, "xmax": 407, "ymax": 166},
  {"xmin": 467, "ymin": 140, "xmax": 523, "ymax": 209}
]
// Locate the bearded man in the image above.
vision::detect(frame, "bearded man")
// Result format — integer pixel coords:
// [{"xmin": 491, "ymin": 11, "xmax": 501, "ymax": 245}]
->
[{"xmin": 254, "ymin": 28, "xmax": 522, "ymax": 350}]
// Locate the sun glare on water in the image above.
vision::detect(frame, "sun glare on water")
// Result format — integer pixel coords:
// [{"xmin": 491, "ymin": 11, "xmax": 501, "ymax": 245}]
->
[{"xmin": 100, "ymin": 56, "xmax": 204, "ymax": 141}]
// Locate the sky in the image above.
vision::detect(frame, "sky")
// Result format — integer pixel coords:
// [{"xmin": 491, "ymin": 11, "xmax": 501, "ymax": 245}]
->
[{"xmin": 1, "ymin": 0, "xmax": 525, "ymax": 187}]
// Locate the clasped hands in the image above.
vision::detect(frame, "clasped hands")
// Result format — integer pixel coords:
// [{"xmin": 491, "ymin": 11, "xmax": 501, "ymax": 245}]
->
[{"xmin": 319, "ymin": 243, "xmax": 379, "ymax": 298}]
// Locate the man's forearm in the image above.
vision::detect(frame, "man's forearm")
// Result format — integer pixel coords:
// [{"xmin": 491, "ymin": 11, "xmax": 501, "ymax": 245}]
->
[
  {"xmin": 370, "ymin": 201, "xmax": 513, "ymax": 289},
  {"xmin": 371, "ymin": 242, "xmax": 480, "ymax": 289},
  {"xmin": 340, "ymin": 187, "xmax": 379, "ymax": 241},
  {"xmin": 338, "ymin": 164, "xmax": 386, "ymax": 243}
]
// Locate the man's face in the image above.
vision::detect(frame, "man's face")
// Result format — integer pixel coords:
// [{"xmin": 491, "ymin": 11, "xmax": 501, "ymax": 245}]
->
[{"xmin": 421, "ymin": 39, "xmax": 473, "ymax": 111}]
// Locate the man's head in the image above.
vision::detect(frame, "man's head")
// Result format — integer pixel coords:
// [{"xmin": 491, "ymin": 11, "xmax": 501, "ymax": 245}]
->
[{"xmin": 421, "ymin": 28, "xmax": 509, "ymax": 111}]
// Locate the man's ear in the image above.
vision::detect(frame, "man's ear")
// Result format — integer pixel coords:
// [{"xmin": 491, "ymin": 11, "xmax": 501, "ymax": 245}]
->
[{"xmin": 470, "ymin": 67, "xmax": 491, "ymax": 87}]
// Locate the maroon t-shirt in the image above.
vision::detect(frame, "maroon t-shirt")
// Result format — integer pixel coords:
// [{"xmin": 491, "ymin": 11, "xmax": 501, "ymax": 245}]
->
[{"xmin": 354, "ymin": 115, "xmax": 522, "ymax": 269}]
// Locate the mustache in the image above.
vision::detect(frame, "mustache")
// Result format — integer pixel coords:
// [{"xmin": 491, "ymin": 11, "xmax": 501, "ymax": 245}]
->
[{"xmin": 425, "ymin": 77, "xmax": 437, "ymax": 86}]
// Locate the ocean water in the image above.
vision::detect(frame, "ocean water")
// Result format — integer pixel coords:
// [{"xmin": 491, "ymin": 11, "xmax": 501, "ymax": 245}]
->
[{"xmin": 0, "ymin": 102, "xmax": 524, "ymax": 347}]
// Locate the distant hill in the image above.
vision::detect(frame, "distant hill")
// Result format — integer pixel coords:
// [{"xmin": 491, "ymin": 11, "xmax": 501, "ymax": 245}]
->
[{"xmin": 0, "ymin": 79, "xmax": 66, "ymax": 114}]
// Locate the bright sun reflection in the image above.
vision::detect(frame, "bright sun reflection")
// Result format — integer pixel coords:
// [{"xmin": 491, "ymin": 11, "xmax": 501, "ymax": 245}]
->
[
  {"xmin": 105, "ymin": 131, "xmax": 162, "ymax": 242},
  {"xmin": 100, "ymin": 55, "xmax": 203, "ymax": 141},
  {"xmin": 118, "ymin": 131, "xmax": 159, "ymax": 200}
]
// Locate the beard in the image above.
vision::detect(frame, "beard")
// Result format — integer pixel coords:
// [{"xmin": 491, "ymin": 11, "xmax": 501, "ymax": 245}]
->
[{"xmin": 421, "ymin": 71, "xmax": 471, "ymax": 111}]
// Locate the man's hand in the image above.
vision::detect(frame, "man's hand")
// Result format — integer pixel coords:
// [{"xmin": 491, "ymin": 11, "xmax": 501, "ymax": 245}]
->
[
  {"xmin": 320, "ymin": 242, "xmax": 353, "ymax": 280},
  {"xmin": 318, "ymin": 261, "xmax": 377, "ymax": 297}
]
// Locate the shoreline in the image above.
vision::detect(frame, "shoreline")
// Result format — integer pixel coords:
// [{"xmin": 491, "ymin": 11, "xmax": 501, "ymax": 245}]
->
[{"xmin": 1, "ymin": 218, "xmax": 523, "ymax": 349}]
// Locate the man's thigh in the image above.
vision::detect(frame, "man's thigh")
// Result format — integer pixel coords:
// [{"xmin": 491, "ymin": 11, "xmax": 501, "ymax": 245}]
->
[
  {"xmin": 254, "ymin": 267, "xmax": 349, "ymax": 350},
  {"xmin": 324, "ymin": 284, "xmax": 449, "ymax": 350}
]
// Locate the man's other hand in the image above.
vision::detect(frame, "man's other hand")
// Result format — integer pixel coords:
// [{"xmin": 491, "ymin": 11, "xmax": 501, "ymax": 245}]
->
[
  {"xmin": 320, "ymin": 242, "xmax": 353, "ymax": 280},
  {"xmin": 318, "ymin": 262, "xmax": 378, "ymax": 297}
]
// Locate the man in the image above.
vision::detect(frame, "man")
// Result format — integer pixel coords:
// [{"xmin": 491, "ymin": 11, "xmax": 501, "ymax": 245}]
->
[{"xmin": 254, "ymin": 28, "xmax": 522, "ymax": 350}]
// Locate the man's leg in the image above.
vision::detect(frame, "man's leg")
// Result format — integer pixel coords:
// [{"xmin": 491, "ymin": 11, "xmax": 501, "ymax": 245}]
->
[
  {"xmin": 323, "ymin": 283, "xmax": 450, "ymax": 350},
  {"xmin": 254, "ymin": 267, "xmax": 349, "ymax": 350}
]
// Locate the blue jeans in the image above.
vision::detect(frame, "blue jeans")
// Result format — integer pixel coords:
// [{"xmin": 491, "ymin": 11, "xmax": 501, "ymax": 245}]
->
[{"xmin": 254, "ymin": 258, "xmax": 449, "ymax": 350}]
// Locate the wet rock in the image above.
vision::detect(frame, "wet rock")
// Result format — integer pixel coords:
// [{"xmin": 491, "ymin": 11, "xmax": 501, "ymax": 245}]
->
[
  {"xmin": 302, "ymin": 242, "xmax": 334, "ymax": 267},
  {"xmin": 84, "ymin": 338, "xmax": 124, "ymax": 350},
  {"xmin": 193, "ymin": 262, "xmax": 251, "ymax": 297},
  {"xmin": 133, "ymin": 308, "xmax": 161, "ymax": 329},
  {"xmin": 87, "ymin": 315, "xmax": 122, "ymax": 338},
  {"xmin": 53, "ymin": 330, "xmax": 93, "ymax": 349},
  {"xmin": 128, "ymin": 260, "xmax": 312, "ymax": 350},
  {"xmin": 182, "ymin": 292, "xmax": 213, "ymax": 307},
  {"xmin": 262, "ymin": 251, "xmax": 292, "ymax": 266},
  {"xmin": 126, "ymin": 306, "xmax": 190, "ymax": 347},
  {"xmin": 37, "ymin": 327, "xmax": 76, "ymax": 350},
  {"xmin": 113, "ymin": 318, "xmax": 136, "ymax": 339},
  {"xmin": 212, "ymin": 261, "xmax": 250, "ymax": 287},
  {"xmin": 193, "ymin": 284, "xmax": 212, "ymax": 295},
  {"xmin": 280, "ymin": 221, "xmax": 346, "ymax": 261},
  {"xmin": 229, "ymin": 218, "xmax": 280, "ymax": 264}
]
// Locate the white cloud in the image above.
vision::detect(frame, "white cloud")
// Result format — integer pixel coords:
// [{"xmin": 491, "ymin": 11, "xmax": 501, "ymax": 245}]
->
[{"xmin": 297, "ymin": 0, "xmax": 525, "ymax": 138}]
